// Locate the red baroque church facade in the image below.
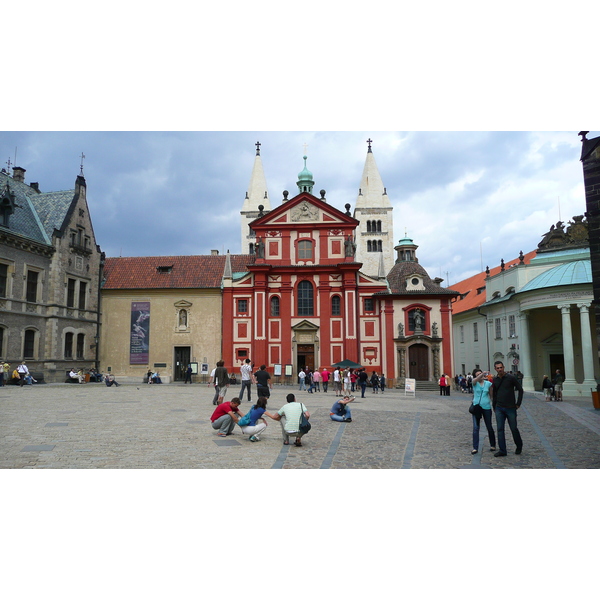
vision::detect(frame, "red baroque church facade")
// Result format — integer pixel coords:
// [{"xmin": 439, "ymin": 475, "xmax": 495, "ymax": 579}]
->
[{"xmin": 223, "ymin": 190, "xmax": 390, "ymax": 375}]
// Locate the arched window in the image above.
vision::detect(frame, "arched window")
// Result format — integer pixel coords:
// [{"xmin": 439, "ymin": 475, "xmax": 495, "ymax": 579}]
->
[
  {"xmin": 64, "ymin": 332, "xmax": 73, "ymax": 358},
  {"xmin": 270, "ymin": 296, "xmax": 280, "ymax": 317},
  {"xmin": 377, "ymin": 220, "xmax": 382, "ymax": 232},
  {"xmin": 367, "ymin": 240, "xmax": 372, "ymax": 252},
  {"xmin": 367, "ymin": 221, "xmax": 372, "ymax": 232},
  {"xmin": 297, "ymin": 280, "xmax": 314, "ymax": 316},
  {"xmin": 331, "ymin": 295, "xmax": 341, "ymax": 316},
  {"xmin": 76, "ymin": 333, "xmax": 85, "ymax": 359},
  {"xmin": 298, "ymin": 240, "xmax": 313, "ymax": 260},
  {"xmin": 377, "ymin": 240, "xmax": 382, "ymax": 252}
]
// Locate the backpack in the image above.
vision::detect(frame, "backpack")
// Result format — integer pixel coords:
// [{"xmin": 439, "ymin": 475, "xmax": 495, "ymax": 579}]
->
[{"xmin": 238, "ymin": 410, "xmax": 252, "ymax": 427}]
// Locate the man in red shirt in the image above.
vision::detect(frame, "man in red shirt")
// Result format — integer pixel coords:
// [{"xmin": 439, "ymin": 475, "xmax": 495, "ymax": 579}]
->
[{"xmin": 210, "ymin": 397, "xmax": 244, "ymax": 437}]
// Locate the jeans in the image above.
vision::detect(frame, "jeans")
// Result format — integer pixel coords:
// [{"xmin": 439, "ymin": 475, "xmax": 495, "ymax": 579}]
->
[
  {"xmin": 360, "ymin": 383, "xmax": 367, "ymax": 398},
  {"xmin": 494, "ymin": 406, "xmax": 522, "ymax": 453},
  {"xmin": 240, "ymin": 379, "xmax": 252, "ymax": 401},
  {"xmin": 323, "ymin": 381, "xmax": 328, "ymax": 392},
  {"xmin": 212, "ymin": 385, "xmax": 220, "ymax": 404},
  {"xmin": 330, "ymin": 407, "xmax": 351, "ymax": 422},
  {"xmin": 472, "ymin": 408, "xmax": 496, "ymax": 451},
  {"xmin": 212, "ymin": 415, "xmax": 236, "ymax": 435},
  {"xmin": 299, "ymin": 379, "xmax": 306, "ymax": 391}
]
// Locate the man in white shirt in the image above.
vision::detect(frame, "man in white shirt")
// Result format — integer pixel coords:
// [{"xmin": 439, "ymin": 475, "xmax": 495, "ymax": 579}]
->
[
  {"xmin": 239, "ymin": 358, "xmax": 255, "ymax": 402},
  {"xmin": 17, "ymin": 362, "xmax": 29, "ymax": 387}
]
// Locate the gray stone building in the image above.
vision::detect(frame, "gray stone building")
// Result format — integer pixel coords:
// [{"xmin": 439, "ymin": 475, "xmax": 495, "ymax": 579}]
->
[{"xmin": 0, "ymin": 166, "xmax": 104, "ymax": 382}]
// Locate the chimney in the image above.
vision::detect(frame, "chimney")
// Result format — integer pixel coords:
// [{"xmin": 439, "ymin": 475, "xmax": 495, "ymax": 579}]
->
[
  {"xmin": 12, "ymin": 166, "xmax": 26, "ymax": 182},
  {"xmin": 211, "ymin": 249, "xmax": 219, "ymax": 255},
  {"xmin": 30, "ymin": 182, "xmax": 40, "ymax": 193}
]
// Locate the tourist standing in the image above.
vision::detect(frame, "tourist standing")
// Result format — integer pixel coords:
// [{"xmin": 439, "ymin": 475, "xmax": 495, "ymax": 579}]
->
[{"xmin": 492, "ymin": 361, "xmax": 523, "ymax": 457}]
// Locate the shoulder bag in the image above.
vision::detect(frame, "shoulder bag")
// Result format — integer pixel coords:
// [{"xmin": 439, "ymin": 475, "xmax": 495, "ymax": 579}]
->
[{"xmin": 299, "ymin": 403, "xmax": 311, "ymax": 434}]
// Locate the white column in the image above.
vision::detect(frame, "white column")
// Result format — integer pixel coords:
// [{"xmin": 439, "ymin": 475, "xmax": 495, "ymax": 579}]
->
[
  {"xmin": 577, "ymin": 302, "xmax": 597, "ymax": 387},
  {"xmin": 517, "ymin": 311, "xmax": 534, "ymax": 391},
  {"xmin": 558, "ymin": 304, "xmax": 576, "ymax": 386}
]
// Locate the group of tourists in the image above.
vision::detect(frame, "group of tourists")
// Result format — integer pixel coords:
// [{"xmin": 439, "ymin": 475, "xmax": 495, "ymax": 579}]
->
[
  {"xmin": 468, "ymin": 361, "xmax": 524, "ymax": 457},
  {"xmin": 298, "ymin": 366, "xmax": 385, "ymax": 398},
  {"xmin": 206, "ymin": 357, "xmax": 359, "ymax": 446},
  {"xmin": 0, "ymin": 361, "xmax": 37, "ymax": 386}
]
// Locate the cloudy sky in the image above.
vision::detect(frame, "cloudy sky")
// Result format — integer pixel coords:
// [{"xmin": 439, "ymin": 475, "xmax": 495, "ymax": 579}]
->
[{"xmin": 1, "ymin": 130, "xmax": 596, "ymax": 285}]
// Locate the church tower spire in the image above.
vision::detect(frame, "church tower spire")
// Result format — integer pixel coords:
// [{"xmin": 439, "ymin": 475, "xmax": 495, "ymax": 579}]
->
[
  {"xmin": 241, "ymin": 141, "xmax": 271, "ymax": 254},
  {"xmin": 353, "ymin": 138, "xmax": 394, "ymax": 278}
]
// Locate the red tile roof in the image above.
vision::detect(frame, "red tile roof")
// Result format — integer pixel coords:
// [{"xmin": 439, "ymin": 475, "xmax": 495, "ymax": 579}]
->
[
  {"xmin": 103, "ymin": 254, "xmax": 255, "ymax": 290},
  {"xmin": 451, "ymin": 250, "xmax": 537, "ymax": 315}
]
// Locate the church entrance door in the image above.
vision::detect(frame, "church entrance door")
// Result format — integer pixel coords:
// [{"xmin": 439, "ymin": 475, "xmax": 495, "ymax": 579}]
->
[
  {"xmin": 409, "ymin": 344, "xmax": 429, "ymax": 380},
  {"xmin": 297, "ymin": 344, "xmax": 314, "ymax": 373},
  {"xmin": 174, "ymin": 347, "xmax": 191, "ymax": 381}
]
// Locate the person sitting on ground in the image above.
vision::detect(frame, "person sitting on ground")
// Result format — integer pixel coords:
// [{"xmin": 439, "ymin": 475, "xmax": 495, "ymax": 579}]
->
[
  {"xmin": 210, "ymin": 397, "xmax": 244, "ymax": 437},
  {"xmin": 330, "ymin": 395, "xmax": 355, "ymax": 422},
  {"xmin": 238, "ymin": 396, "xmax": 278, "ymax": 442},
  {"xmin": 11, "ymin": 368, "xmax": 21, "ymax": 385},
  {"xmin": 147, "ymin": 369, "xmax": 153, "ymax": 384},
  {"xmin": 271, "ymin": 393, "xmax": 310, "ymax": 447},
  {"xmin": 24, "ymin": 373, "xmax": 38, "ymax": 385},
  {"xmin": 152, "ymin": 372, "xmax": 162, "ymax": 384},
  {"xmin": 105, "ymin": 374, "xmax": 120, "ymax": 387}
]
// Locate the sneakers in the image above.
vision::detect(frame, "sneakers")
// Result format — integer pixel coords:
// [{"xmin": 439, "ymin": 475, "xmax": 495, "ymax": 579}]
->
[
  {"xmin": 249, "ymin": 435, "xmax": 260, "ymax": 442},
  {"xmin": 343, "ymin": 418, "xmax": 352, "ymax": 422},
  {"xmin": 471, "ymin": 449, "xmax": 478, "ymax": 455}
]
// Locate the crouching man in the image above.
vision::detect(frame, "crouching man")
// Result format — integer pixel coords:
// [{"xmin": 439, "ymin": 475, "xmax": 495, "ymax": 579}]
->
[{"xmin": 210, "ymin": 397, "xmax": 244, "ymax": 437}]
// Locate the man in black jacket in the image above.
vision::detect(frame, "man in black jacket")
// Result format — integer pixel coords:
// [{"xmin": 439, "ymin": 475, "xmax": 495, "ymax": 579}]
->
[{"xmin": 492, "ymin": 361, "xmax": 524, "ymax": 457}]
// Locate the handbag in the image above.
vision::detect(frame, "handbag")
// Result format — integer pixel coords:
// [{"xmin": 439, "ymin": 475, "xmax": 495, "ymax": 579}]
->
[
  {"xmin": 238, "ymin": 411, "xmax": 252, "ymax": 427},
  {"xmin": 298, "ymin": 404, "xmax": 311, "ymax": 434},
  {"xmin": 469, "ymin": 387, "xmax": 484, "ymax": 417}
]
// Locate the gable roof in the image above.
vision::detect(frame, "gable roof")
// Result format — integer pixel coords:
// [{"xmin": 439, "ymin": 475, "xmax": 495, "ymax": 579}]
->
[
  {"xmin": 250, "ymin": 191, "xmax": 358, "ymax": 230},
  {"xmin": 451, "ymin": 250, "xmax": 537, "ymax": 315},
  {"xmin": 103, "ymin": 254, "xmax": 255, "ymax": 290}
]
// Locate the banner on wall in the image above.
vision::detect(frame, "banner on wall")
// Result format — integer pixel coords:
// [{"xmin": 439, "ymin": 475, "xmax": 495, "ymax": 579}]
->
[{"xmin": 130, "ymin": 301, "xmax": 150, "ymax": 364}]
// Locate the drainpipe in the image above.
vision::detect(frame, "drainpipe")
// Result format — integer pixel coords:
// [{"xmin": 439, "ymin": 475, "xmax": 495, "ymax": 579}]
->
[
  {"xmin": 477, "ymin": 306, "xmax": 491, "ymax": 371},
  {"xmin": 95, "ymin": 252, "xmax": 105, "ymax": 371}
]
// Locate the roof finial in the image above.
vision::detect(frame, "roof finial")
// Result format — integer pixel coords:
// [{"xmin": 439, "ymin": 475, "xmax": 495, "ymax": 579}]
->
[
  {"xmin": 79, "ymin": 152, "xmax": 86, "ymax": 176},
  {"xmin": 255, "ymin": 141, "xmax": 261, "ymax": 156},
  {"xmin": 6, "ymin": 157, "xmax": 12, "ymax": 173},
  {"xmin": 367, "ymin": 138, "xmax": 373, "ymax": 152}
]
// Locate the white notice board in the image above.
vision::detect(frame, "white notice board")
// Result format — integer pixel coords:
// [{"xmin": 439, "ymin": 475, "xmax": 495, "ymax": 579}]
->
[{"xmin": 404, "ymin": 378, "xmax": 416, "ymax": 397}]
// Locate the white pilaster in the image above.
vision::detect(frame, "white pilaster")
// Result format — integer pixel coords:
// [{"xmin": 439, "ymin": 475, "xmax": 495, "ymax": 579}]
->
[
  {"xmin": 558, "ymin": 304, "xmax": 577, "ymax": 387},
  {"xmin": 577, "ymin": 302, "xmax": 597, "ymax": 387},
  {"xmin": 517, "ymin": 311, "xmax": 534, "ymax": 391}
]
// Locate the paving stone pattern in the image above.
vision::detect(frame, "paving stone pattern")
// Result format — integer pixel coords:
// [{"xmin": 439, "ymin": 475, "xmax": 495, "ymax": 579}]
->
[{"xmin": 0, "ymin": 383, "xmax": 598, "ymax": 469}]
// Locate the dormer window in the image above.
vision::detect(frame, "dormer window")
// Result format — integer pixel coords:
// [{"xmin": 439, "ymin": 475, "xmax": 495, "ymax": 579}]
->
[
  {"xmin": 406, "ymin": 275, "xmax": 425, "ymax": 291},
  {"xmin": 157, "ymin": 266, "xmax": 173, "ymax": 274}
]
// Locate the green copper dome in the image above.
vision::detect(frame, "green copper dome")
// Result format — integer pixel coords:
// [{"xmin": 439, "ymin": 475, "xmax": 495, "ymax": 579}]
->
[{"xmin": 297, "ymin": 155, "xmax": 314, "ymax": 193}]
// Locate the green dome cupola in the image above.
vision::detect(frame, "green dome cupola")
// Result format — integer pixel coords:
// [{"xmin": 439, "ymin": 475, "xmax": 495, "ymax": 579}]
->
[{"xmin": 297, "ymin": 155, "xmax": 314, "ymax": 194}]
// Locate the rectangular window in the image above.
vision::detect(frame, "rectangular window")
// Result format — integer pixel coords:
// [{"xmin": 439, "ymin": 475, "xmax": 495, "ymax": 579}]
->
[
  {"xmin": 237, "ymin": 299, "xmax": 248, "ymax": 313},
  {"xmin": 76, "ymin": 333, "xmax": 85, "ymax": 359},
  {"xmin": 298, "ymin": 240, "xmax": 313, "ymax": 260},
  {"xmin": 0, "ymin": 263, "xmax": 7, "ymax": 297},
  {"xmin": 26, "ymin": 270, "xmax": 38, "ymax": 303},
  {"xmin": 67, "ymin": 278, "xmax": 76, "ymax": 307},
  {"xmin": 24, "ymin": 330, "xmax": 35, "ymax": 358},
  {"xmin": 495, "ymin": 318, "xmax": 502, "ymax": 339},
  {"xmin": 364, "ymin": 298, "xmax": 374, "ymax": 312},
  {"xmin": 64, "ymin": 332, "xmax": 73, "ymax": 359},
  {"xmin": 509, "ymin": 315, "xmax": 516, "ymax": 337},
  {"xmin": 460, "ymin": 325, "xmax": 464, "ymax": 343},
  {"xmin": 473, "ymin": 322, "xmax": 478, "ymax": 342},
  {"xmin": 78, "ymin": 281, "xmax": 87, "ymax": 310}
]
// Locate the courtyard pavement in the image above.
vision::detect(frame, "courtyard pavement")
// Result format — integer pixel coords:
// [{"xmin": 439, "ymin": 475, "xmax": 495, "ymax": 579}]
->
[{"xmin": 1, "ymin": 381, "xmax": 599, "ymax": 469}]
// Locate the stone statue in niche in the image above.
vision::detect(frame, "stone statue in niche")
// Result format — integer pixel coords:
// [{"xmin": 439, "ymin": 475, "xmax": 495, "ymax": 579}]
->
[
  {"xmin": 398, "ymin": 322, "xmax": 404, "ymax": 337},
  {"xmin": 413, "ymin": 309, "xmax": 424, "ymax": 331},
  {"xmin": 432, "ymin": 322, "xmax": 438, "ymax": 337},
  {"xmin": 179, "ymin": 309, "xmax": 187, "ymax": 327}
]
